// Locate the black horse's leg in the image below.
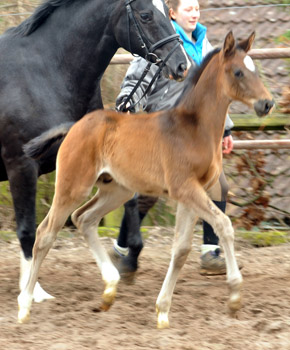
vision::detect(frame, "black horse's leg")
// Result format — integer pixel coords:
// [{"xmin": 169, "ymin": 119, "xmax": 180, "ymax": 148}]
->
[
  {"xmin": 119, "ymin": 195, "xmax": 144, "ymax": 272},
  {"xmin": 5, "ymin": 157, "xmax": 38, "ymax": 259},
  {"xmin": 111, "ymin": 194, "xmax": 142, "ymax": 274},
  {"xmin": 4, "ymin": 154, "xmax": 53, "ymax": 301},
  {"xmin": 112, "ymin": 194, "xmax": 158, "ymax": 279}
]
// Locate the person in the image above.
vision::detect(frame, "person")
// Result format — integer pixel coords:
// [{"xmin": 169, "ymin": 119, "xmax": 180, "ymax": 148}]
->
[{"xmin": 111, "ymin": 0, "xmax": 239, "ymax": 276}]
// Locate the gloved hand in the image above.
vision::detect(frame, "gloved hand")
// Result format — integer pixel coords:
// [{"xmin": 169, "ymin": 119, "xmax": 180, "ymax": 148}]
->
[{"xmin": 115, "ymin": 95, "xmax": 135, "ymax": 113}]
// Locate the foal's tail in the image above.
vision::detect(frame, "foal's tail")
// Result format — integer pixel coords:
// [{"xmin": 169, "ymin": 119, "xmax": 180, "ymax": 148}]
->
[{"xmin": 23, "ymin": 122, "xmax": 74, "ymax": 160}]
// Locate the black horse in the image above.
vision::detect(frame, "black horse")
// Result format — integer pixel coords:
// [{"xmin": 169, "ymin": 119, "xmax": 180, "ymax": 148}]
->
[{"xmin": 0, "ymin": 0, "xmax": 187, "ymax": 301}]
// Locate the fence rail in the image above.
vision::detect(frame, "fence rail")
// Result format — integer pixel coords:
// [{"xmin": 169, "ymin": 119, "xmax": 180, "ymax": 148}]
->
[
  {"xmin": 111, "ymin": 48, "xmax": 290, "ymax": 64},
  {"xmin": 233, "ymin": 139, "xmax": 290, "ymax": 149}
]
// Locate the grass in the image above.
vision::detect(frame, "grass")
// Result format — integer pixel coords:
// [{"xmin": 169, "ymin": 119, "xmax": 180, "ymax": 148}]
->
[
  {"xmin": 0, "ymin": 226, "xmax": 150, "ymax": 242},
  {"xmin": 275, "ymin": 30, "xmax": 290, "ymax": 45},
  {"xmin": 0, "ymin": 230, "xmax": 15, "ymax": 242},
  {"xmin": 1, "ymin": 227, "xmax": 289, "ymax": 248},
  {"xmin": 236, "ymin": 229, "xmax": 290, "ymax": 247}
]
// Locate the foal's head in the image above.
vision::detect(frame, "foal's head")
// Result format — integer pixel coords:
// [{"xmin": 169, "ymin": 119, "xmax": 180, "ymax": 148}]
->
[{"xmin": 218, "ymin": 31, "xmax": 274, "ymax": 116}]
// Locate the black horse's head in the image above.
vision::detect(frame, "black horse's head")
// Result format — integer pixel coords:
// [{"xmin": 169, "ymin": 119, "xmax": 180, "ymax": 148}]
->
[{"xmin": 114, "ymin": 0, "xmax": 188, "ymax": 81}]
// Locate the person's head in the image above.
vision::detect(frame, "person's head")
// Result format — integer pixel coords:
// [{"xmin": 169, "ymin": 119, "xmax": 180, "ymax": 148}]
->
[{"xmin": 165, "ymin": 0, "xmax": 200, "ymax": 36}]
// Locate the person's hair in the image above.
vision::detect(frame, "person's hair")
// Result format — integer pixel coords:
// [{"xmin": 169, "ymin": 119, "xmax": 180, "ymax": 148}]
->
[
  {"xmin": 165, "ymin": 0, "xmax": 180, "ymax": 12},
  {"xmin": 165, "ymin": 0, "xmax": 202, "ymax": 12}
]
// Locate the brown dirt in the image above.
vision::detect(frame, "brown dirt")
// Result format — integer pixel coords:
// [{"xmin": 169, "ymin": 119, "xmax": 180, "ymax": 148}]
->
[{"xmin": 1, "ymin": 227, "xmax": 290, "ymax": 350}]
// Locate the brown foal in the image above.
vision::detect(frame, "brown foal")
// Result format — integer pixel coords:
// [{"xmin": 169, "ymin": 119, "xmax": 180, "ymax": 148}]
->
[{"xmin": 18, "ymin": 31, "xmax": 273, "ymax": 327}]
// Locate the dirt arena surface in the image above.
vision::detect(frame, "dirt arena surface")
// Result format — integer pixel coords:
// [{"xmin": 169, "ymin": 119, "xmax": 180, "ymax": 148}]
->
[{"xmin": 1, "ymin": 227, "xmax": 290, "ymax": 350}]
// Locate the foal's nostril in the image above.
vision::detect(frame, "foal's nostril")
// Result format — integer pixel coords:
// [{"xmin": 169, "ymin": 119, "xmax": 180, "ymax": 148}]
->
[
  {"xmin": 264, "ymin": 99, "xmax": 274, "ymax": 114},
  {"xmin": 254, "ymin": 99, "xmax": 274, "ymax": 117}
]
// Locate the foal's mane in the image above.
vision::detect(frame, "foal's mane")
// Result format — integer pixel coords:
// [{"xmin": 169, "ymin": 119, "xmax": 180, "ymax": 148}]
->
[
  {"xmin": 8, "ymin": 0, "xmax": 81, "ymax": 37},
  {"xmin": 174, "ymin": 47, "xmax": 221, "ymax": 107}
]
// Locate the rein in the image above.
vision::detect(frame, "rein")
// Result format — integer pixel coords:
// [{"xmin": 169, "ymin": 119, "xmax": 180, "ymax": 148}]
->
[{"xmin": 119, "ymin": 0, "xmax": 182, "ymax": 112}]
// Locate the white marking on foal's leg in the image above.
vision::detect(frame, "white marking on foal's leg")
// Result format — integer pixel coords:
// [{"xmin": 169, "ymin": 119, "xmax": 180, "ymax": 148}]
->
[
  {"xmin": 18, "ymin": 289, "xmax": 33, "ymax": 323},
  {"xmin": 100, "ymin": 262, "xmax": 120, "ymax": 311},
  {"xmin": 214, "ymin": 214, "xmax": 243, "ymax": 313},
  {"xmin": 156, "ymin": 204, "xmax": 196, "ymax": 328},
  {"xmin": 20, "ymin": 252, "xmax": 54, "ymax": 303}
]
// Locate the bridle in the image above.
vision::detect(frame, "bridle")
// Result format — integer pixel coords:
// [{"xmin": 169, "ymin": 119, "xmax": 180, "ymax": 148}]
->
[
  {"xmin": 119, "ymin": 0, "xmax": 183, "ymax": 112},
  {"xmin": 125, "ymin": 0, "xmax": 181, "ymax": 64}
]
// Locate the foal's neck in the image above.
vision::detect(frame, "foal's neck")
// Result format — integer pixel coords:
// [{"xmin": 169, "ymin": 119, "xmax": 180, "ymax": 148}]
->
[{"xmin": 178, "ymin": 56, "xmax": 230, "ymax": 146}]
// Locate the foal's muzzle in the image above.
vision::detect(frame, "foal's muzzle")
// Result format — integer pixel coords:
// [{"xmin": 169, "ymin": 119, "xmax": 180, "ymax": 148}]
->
[{"xmin": 254, "ymin": 99, "xmax": 275, "ymax": 117}]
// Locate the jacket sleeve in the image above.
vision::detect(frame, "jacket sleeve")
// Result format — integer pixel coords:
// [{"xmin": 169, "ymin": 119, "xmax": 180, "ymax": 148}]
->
[
  {"xmin": 224, "ymin": 114, "xmax": 234, "ymax": 137},
  {"xmin": 116, "ymin": 57, "xmax": 159, "ymax": 112},
  {"xmin": 202, "ymin": 36, "xmax": 214, "ymax": 58}
]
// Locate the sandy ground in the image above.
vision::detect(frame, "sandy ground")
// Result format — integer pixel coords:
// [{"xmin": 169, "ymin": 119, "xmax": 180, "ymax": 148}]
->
[{"xmin": 1, "ymin": 227, "xmax": 290, "ymax": 350}]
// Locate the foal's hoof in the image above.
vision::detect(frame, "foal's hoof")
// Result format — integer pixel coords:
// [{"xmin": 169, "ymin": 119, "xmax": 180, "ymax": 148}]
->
[
  {"xmin": 228, "ymin": 280, "xmax": 242, "ymax": 316},
  {"xmin": 228, "ymin": 294, "xmax": 242, "ymax": 316},
  {"xmin": 100, "ymin": 301, "xmax": 113, "ymax": 312},
  {"xmin": 18, "ymin": 292, "xmax": 32, "ymax": 324},
  {"xmin": 156, "ymin": 306, "xmax": 170, "ymax": 329},
  {"xmin": 100, "ymin": 281, "xmax": 118, "ymax": 311},
  {"xmin": 157, "ymin": 314, "xmax": 170, "ymax": 329},
  {"xmin": 18, "ymin": 308, "xmax": 30, "ymax": 324}
]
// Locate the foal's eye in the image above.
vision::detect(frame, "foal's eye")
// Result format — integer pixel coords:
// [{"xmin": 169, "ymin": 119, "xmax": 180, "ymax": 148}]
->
[
  {"xmin": 140, "ymin": 12, "xmax": 152, "ymax": 21},
  {"xmin": 234, "ymin": 69, "xmax": 244, "ymax": 78}
]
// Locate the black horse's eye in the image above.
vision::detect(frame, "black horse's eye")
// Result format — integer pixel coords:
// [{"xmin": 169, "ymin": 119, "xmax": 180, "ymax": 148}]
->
[
  {"xmin": 140, "ymin": 11, "xmax": 152, "ymax": 22},
  {"xmin": 234, "ymin": 69, "xmax": 244, "ymax": 78}
]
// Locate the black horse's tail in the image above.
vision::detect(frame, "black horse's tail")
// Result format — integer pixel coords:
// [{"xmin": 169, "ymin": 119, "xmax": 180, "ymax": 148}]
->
[{"xmin": 23, "ymin": 122, "xmax": 74, "ymax": 160}]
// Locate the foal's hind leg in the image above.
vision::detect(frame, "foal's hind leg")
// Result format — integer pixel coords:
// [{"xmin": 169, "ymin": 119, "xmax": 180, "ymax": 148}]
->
[
  {"xmin": 71, "ymin": 181, "xmax": 134, "ymax": 311},
  {"xmin": 156, "ymin": 203, "xmax": 197, "ymax": 328},
  {"xmin": 17, "ymin": 201, "xmax": 76, "ymax": 323}
]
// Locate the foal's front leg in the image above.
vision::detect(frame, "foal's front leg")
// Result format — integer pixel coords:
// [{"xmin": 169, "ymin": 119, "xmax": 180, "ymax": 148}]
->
[
  {"xmin": 72, "ymin": 183, "xmax": 134, "ymax": 311},
  {"xmin": 190, "ymin": 186, "xmax": 243, "ymax": 314},
  {"xmin": 156, "ymin": 203, "xmax": 197, "ymax": 328}
]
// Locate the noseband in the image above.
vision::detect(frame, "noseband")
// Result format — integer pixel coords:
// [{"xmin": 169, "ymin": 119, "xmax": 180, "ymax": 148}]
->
[{"xmin": 119, "ymin": 0, "xmax": 184, "ymax": 112}]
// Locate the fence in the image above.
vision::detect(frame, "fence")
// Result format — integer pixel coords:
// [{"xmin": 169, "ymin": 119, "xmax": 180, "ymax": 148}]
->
[
  {"xmin": 0, "ymin": 5, "xmax": 289, "ymax": 229},
  {"xmin": 110, "ymin": 48, "xmax": 290, "ymax": 64}
]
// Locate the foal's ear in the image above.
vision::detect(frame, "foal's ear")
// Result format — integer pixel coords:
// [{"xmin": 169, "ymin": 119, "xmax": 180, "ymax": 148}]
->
[
  {"xmin": 238, "ymin": 31, "xmax": 255, "ymax": 53},
  {"xmin": 223, "ymin": 31, "xmax": 235, "ymax": 58}
]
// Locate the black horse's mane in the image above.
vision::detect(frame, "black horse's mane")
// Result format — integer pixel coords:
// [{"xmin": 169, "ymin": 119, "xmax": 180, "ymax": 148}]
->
[
  {"xmin": 174, "ymin": 47, "xmax": 221, "ymax": 107},
  {"xmin": 8, "ymin": 0, "xmax": 81, "ymax": 36}
]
